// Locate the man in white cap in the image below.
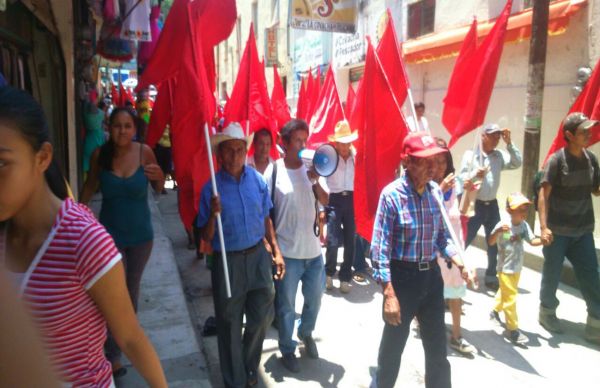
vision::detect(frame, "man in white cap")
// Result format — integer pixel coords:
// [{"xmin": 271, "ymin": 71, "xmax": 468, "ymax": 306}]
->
[
  {"xmin": 538, "ymin": 112, "xmax": 600, "ymax": 343},
  {"xmin": 197, "ymin": 122, "xmax": 285, "ymax": 388},
  {"xmin": 458, "ymin": 124, "xmax": 522, "ymax": 290},
  {"xmin": 324, "ymin": 120, "xmax": 358, "ymax": 293}
]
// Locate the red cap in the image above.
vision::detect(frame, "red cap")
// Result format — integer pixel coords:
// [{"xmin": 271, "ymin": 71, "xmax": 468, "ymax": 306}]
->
[{"xmin": 402, "ymin": 131, "xmax": 447, "ymax": 158}]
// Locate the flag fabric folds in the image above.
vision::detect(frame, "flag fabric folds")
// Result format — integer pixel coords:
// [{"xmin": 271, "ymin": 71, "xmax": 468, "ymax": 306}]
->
[
  {"xmin": 271, "ymin": 65, "xmax": 292, "ymax": 131},
  {"xmin": 544, "ymin": 58, "xmax": 600, "ymax": 163},
  {"xmin": 145, "ymin": 80, "xmax": 173, "ymax": 148},
  {"xmin": 345, "ymin": 84, "xmax": 356, "ymax": 117},
  {"xmin": 224, "ymin": 25, "xmax": 278, "ymax": 157},
  {"xmin": 376, "ymin": 9, "xmax": 410, "ymax": 107},
  {"xmin": 351, "ymin": 39, "xmax": 408, "ymax": 241},
  {"xmin": 442, "ymin": 0, "xmax": 513, "ymax": 147},
  {"xmin": 308, "ymin": 66, "xmax": 345, "ymax": 148}
]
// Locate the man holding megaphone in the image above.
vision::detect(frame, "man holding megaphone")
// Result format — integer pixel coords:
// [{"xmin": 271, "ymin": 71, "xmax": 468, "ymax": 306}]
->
[
  {"xmin": 323, "ymin": 120, "xmax": 358, "ymax": 294},
  {"xmin": 267, "ymin": 119, "xmax": 329, "ymax": 373}
]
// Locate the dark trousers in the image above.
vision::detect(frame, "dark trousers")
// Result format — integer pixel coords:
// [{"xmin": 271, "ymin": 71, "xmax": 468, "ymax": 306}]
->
[
  {"xmin": 106, "ymin": 240, "xmax": 153, "ymax": 363},
  {"xmin": 465, "ymin": 199, "xmax": 500, "ymax": 277},
  {"xmin": 212, "ymin": 244, "xmax": 275, "ymax": 388},
  {"xmin": 376, "ymin": 262, "xmax": 451, "ymax": 388},
  {"xmin": 325, "ymin": 193, "xmax": 356, "ymax": 282}
]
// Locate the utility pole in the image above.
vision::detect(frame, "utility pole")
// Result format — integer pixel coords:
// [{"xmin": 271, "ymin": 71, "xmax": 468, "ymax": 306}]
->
[{"xmin": 521, "ymin": 0, "xmax": 550, "ymax": 228}]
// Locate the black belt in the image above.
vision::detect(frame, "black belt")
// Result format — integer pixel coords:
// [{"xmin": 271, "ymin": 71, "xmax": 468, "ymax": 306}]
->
[
  {"xmin": 392, "ymin": 259, "xmax": 439, "ymax": 271},
  {"xmin": 331, "ymin": 191, "xmax": 353, "ymax": 197},
  {"xmin": 216, "ymin": 241, "xmax": 262, "ymax": 256},
  {"xmin": 476, "ymin": 199, "xmax": 497, "ymax": 206}
]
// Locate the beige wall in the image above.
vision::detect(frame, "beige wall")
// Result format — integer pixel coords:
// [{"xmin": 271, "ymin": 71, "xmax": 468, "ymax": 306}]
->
[{"xmin": 404, "ymin": 2, "xmax": 600, "ymax": 236}]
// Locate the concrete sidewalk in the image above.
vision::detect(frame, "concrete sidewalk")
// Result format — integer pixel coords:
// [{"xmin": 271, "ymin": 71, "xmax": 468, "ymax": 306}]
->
[{"xmin": 89, "ymin": 192, "xmax": 210, "ymax": 387}]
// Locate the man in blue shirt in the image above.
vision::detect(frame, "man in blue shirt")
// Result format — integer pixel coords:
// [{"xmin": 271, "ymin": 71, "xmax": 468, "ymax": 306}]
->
[
  {"xmin": 371, "ymin": 131, "xmax": 467, "ymax": 388},
  {"xmin": 198, "ymin": 122, "xmax": 285, "ymax": 388}
]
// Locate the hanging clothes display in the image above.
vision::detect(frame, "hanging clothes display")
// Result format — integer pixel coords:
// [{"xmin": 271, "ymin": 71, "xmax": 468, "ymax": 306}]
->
[
  {"xmin": 96, "ymin": 0, "xmax": 134, "ymax": 62},
  {"xmin": 138, "ymin": 4, "xmax": 161, "ymax": 68},
  {"xmin": 121, "ymin": 0, "xmax": 152, "ymax": 42}
]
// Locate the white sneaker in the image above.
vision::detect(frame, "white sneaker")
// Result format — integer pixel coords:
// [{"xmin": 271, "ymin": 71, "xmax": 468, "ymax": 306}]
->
[
  {"xmin": 326, "ymin": 276, "xmax": 334, "ymax": 290},
  {"xmin": 340, "ymin": 281, "xmax": 351, "ymax": 294}
]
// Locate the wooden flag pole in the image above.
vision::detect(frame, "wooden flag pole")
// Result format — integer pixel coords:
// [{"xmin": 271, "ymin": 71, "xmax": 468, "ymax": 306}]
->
[{"xmin": 203, "ymin": 123, "xmax": 232, "ymax": 298}]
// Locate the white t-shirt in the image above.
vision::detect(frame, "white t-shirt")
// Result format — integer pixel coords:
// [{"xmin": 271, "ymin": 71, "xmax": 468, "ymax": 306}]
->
[
  {"xmin": 247, "ymin": 155, "xmax": 274, "ymax": 177},
  {"xmin": 266, "ymin": 159, "xmax": 322, "ymax": 259},
  {"xmin": 407, "ymin": 116, "xmax": 430, "ymax": 132},
  {"xmin": 325, "ymin": 155, "xmax": 354, "ymax": 193}
]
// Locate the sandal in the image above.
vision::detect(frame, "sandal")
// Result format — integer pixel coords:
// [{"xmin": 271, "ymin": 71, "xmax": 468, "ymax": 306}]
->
[
  {"xmin": 112, "ymin": 367, "xmax": 127, "ymax": 379},
  {"xmin": 353, "ymin": 273, "xmax": 366, "ymax": 282}
]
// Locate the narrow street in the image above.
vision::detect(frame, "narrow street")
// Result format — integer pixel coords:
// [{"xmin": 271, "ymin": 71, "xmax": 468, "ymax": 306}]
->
[{"xmin": 154, "ymin": 189, "xmax": 599, "ymax": 388}]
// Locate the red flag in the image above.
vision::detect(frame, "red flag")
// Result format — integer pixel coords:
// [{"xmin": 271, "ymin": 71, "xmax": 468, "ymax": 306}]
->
[
  {"xmin": 137, "ymin": 0, "xmax": 236, "ymax": 91},
  {"xmin": 307, "ymin": 66, "xmax": 345, "ymax": 148},
  {"xmin": 442, "ymin": 18, "xmax": 478, "ymax": 136},
  {"xmin": 304, "ymin": 68, "xmax": 315, "ymax": 119},
  {"xmin": 352, "ymin": 39, "xmax": 408, "ymax": 241},
  {"xmin": 296, "ymin": 77, "xmax": 308, "ymax": 120},
  {"xmin": 376, "ymin": 9, "xmax": 410, "ymax": 106},
  {"xmin": 307, "ymin": 67, "xmax": 322, "ymax": 120},
  {"xmin": 119, "ymin": 84, "xmax": 134, "ymax": 106},
  {"xmin": 544, "ymin": 58, "xmax": 600, "ymax": 163},
  {"xmin": 224, "ymin": 25, "xmax": 278, "ymax": 157},
  {"xmin": 345, "ymin": 84, "xmax": 356, "ymax": 117},
  {"xmin": 111, "ymin": 83, "xmax": 119, "ymax": 106},
  {"xmin": 146, "ymin": 80, "xmax": 173, "ymax": 148},
  {"xmin": 444, "ymin": 0, "xmax": 513, "ymax": 147},
  {"xmin": 271, "ymin": 65, "xmax": 291, "ymax": 130}
]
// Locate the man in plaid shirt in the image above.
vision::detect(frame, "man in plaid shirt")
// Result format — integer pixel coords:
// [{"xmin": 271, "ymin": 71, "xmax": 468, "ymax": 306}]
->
[{"xmin": 371, "ymin": 131, "xmax": 468, "ymax": 388}]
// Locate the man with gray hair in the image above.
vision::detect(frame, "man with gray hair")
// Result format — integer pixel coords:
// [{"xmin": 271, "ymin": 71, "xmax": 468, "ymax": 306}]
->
[{"xmin": 458, "ymin": 124, "xmax": 522, "ymax": 290}]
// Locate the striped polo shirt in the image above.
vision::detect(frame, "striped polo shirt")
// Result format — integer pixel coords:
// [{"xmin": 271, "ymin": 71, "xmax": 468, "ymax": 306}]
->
[{"xmin": 1, "ymin": 198, "xmax": 121, "ymax": 387}]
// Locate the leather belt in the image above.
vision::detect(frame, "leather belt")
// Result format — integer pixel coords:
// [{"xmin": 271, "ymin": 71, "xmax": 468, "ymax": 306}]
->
[
  {"xmin": 332, "ymin": 191, "xmax": 353, "ymax": 197},
  {"xmin": 216, "ymin": 241, "xmax": 262, "ymax": 256},
  {"xmin": 476, "ymin": 199, "xmax": 497, "ymax": 206},
  {"xmin": 392, "ymin": 260, "xmax": 439, "ymax": 271}
]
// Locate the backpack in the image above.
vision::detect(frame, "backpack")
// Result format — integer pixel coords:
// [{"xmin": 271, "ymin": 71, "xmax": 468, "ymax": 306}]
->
[{"xmin": 533, "ymin": 148, "xmax": 594, "ymax": 211}]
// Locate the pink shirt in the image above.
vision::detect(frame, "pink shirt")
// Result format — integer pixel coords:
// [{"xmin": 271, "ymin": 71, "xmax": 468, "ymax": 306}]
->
[{"xmin": 1, "ymin": 199, "xmax": 121, "ymax": 387}]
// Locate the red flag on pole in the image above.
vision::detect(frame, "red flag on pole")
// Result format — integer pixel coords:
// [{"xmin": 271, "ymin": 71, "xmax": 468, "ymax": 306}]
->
[
  {"xmin": 111, "ymin": 83, "xmax": 119, "ymax": 106},
  {"xmin": 224, "ymin": 25, "xmax": 278, "ymax": 157},
  {"xmin": 296, "ymin": 77, "xmax": 308, "ymax": 120},
  {"xmin": 271, "ymin": 65, "xmax": 291, "ymax": 130},
  {"xmin": 442, "ymin": 18, "xmax": 478, "ymax": 137},
  {"xmin": 352, "ymin": 39, "xmax": 408, "ymax": 241},
  {"xmin": 307, "ymin": 67, "xmax": 322, "ymax": 120},
  {"xmin": 376, "ymin": 9, "xmax": 410, "ymax": 106},
  {"xmin": 544, "ymin": 58, "xmax": 600, "ymax": 164},
  {"xmin": 443, "ymin": 0, "xmax": 512, "ymax": 147},
  {"xmin": 307, "ymin": 66, "xmax": 345, "ymax": 148}
]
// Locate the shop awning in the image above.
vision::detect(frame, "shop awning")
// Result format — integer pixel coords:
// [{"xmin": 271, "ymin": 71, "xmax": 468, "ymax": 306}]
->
[{"xmin": 403, "ymin": 0, "xmax": 587, "ymax": 64}]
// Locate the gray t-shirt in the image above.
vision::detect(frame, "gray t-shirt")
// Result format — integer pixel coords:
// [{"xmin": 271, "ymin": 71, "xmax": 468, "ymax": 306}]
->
[
  {"xmin": 541, "ymin": 148, "xmax": 600, "ymax": 236},
  {"xmin": 492, "ymin": 220, "xmax": 535, "ymax": 274}
]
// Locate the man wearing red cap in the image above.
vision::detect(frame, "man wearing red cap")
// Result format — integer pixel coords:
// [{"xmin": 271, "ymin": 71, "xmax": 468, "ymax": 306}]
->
[{"xmin": 371, "ymin": 131, "xmax": 467, "ymax": 388}]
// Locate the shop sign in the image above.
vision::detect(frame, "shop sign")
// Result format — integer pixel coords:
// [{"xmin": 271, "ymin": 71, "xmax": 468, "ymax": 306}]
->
[
  {"xmin": 265, "ymin": 27, "xmax": 278, "ymax": 67},
  {"xmin": 290, "ymin": 0, "xmax": 358, "ymax": 34}
]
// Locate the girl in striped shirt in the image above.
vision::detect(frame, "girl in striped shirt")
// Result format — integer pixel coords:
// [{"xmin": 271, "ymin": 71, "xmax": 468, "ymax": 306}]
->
[{"xmin": 0, "ymin": 86, "xmax": 167, "ymax": 387}]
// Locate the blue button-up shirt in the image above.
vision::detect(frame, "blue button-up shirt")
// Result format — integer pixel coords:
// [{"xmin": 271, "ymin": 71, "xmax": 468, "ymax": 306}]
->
[
  {"xmin": 197, "ymin": 167, "xmax": 272, "ymax": 252},
  {"xmin": 370, "ymin": 174, "xmax": 458, "ymax": 283},
  {"xmin": 457, "ymin": 144, "xmax": 522, "ymax": 201}
]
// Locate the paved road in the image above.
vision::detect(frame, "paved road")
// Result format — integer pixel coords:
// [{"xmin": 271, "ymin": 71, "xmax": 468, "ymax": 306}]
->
[{"xmin": 157, "ymin": 190, "xmax": 600, "ymax": 388}]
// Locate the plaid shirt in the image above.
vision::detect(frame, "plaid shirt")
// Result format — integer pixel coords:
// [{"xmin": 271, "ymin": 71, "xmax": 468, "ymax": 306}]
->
[{"xmin": 371, "ymin": 174, "xmax": 458, "ymax": 283}]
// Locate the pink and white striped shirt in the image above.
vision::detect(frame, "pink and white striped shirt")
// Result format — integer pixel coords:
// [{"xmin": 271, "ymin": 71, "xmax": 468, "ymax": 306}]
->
[{"xmin": 1, "ymin": 199, "xmax": 121, "ymax": 387}]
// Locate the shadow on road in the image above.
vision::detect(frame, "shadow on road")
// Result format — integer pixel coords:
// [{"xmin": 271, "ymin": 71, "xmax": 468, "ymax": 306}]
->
[{"xmin": 263, "ymin": 353, "xmax": 345, "ymax": 387}]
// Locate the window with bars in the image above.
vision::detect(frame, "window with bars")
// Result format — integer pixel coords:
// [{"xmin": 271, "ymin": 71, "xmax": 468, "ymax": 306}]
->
[{"xmin": 407, "ymin": 0, "xmax": 436, "ymax": 39}]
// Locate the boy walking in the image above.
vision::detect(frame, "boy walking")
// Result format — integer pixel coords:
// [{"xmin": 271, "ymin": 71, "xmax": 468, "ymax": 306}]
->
[{"xmin": 488, "ymin": 193, "xmax": 542, "ymax": 344}]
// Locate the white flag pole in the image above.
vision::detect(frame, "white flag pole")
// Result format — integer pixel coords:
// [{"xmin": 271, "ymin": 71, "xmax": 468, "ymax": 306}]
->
[
  {"xmin": 406, "ymin": 88, "xmax": 421, "ymax": 132},
  {"xmin": 203, "ymin": 123, "xmax": 232, "ymax": 298}
]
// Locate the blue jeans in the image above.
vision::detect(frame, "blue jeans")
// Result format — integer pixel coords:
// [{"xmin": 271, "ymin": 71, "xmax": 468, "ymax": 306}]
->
[
  {"xmin": 376, "ymin": 261, "xmax": 451, "ymax": 388},
  {"xmin": 541, "ymin": 233, "xmax": 600, "ymax": 319},
  {"xmin": 276, "ymin": 255, "xmax": 325, "ymax": 355},
  {"xmin": 465, "ymin": 199, "xmax": 500, "ymax": 277},
  {"xmin": 353, "ymin": 234, "xmax": 371, "ymax": 273}
]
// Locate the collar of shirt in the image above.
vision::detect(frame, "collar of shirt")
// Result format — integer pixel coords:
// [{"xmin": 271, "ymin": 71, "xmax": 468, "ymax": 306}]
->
[{"xmin": 326, "ymin": 155, "xmax": 354, "ymax": 193}]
